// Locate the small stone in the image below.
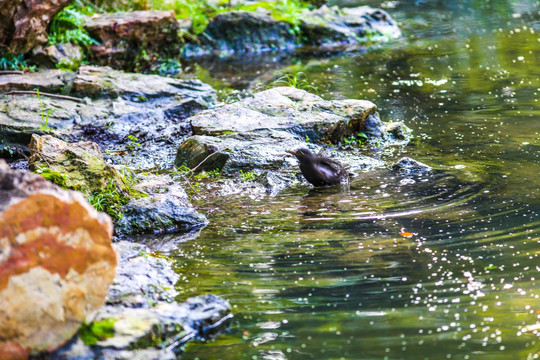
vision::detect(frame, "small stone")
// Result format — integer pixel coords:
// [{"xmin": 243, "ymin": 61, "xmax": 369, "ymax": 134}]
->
[
  {"xmin": 31, "ymin": 43, "xmax": 84, "ymax": 69},
  {"xmin": 392, "ymin": 157, "xmax": 432, "ymax": 176}
]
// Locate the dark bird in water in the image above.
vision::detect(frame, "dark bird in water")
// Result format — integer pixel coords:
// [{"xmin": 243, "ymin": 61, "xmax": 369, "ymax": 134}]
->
[{"xmin": 287, "ymin": 148, "xmax": 348, "ymax": 187}]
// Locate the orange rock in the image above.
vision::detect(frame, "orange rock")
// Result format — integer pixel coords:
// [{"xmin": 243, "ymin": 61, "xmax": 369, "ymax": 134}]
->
[{"xmin": 0, "ymin": 162, "xmax": 117, "ymax": 357}]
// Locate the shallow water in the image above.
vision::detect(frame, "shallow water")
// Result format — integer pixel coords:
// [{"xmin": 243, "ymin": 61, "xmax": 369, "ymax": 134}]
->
[{"xmin": 167, "ymin": 1, "xmax": 540, "ymax": 358}]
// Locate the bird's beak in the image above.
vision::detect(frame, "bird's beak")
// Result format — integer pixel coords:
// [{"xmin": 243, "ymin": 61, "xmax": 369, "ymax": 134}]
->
[{"xmin": 286, "ymin": 150, "xmax": 297, "ymax": 156}]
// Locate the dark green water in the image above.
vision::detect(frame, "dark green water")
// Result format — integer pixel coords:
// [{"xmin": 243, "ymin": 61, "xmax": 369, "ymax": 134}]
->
[{"xmin": 170, "ymin": 1, "xmax": 540, "ymax": 359}]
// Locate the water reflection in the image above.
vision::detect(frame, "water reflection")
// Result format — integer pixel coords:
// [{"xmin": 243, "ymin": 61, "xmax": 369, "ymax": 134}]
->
[{"xmin": 166, "ymin": 0, "xmax": 540, "ymax": 358}]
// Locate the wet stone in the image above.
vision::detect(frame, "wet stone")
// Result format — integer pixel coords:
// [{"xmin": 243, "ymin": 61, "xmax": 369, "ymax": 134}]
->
[{"xmin": 392, "ymin": 157, "xmax": 432, "ymax": 176}]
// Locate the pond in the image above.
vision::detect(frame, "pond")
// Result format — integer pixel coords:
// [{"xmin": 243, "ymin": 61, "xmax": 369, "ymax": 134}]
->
[{"xmin": 167, "ymin": 0, "xmax": 540, "ymax": 358}]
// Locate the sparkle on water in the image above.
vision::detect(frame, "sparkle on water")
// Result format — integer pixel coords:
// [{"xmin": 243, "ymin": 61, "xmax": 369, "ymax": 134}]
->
[{"xmin": 161, "ymin": 0, "xmax": 540, "ymax": 358}]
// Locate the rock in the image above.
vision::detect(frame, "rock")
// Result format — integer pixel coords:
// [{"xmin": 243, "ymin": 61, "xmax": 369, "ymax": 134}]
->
[
  {"xmin": 176, "ymin": 87, "xmax": 391, "ymax": 178},
  {"xmin": 300, "ymin": 6, "xmax": 401, "ymax": 49},
  {"xmin": 181, "ymin": 11, "xmax": 296, "ymax": 58},
  {"xmin": 182, "ymin": 6, "xmax": 400, "ymax": 58},
  {"xmin": 46, "ymin": 241, "xmax": 232, "ymax": 360},
  {"xmin": 0, "ymin": 164, "xmax": 116, "ymax": 357},
  {"xmin": 191, "ymin": 87, "xmax": 378, "ymax": 141},
  {"xmin": 0, "ymin": 66, "xmax": 216, "ymax": 168},
  {"xmin": 28, "ymin": 134, "xmax": 129, "ymax": 196},
  {"xmin": 0, "ymin": 69, "xmax": 75, "ymax": 93},
  {"xmin": 115, "ymin": 174, "xmax": 208, "ymax": 236},
  {"xmin": 72, "ymin": 65, "xmax": 212, "ymax": 103},
  {"xmin": 385, "ymin": 121, "xmax": 412, "ymax": 141},
  {"xmin": 84, "ymin": 11, "xmax": 180, "ymax": 71},
  {"xmin": 27, "ymin": 136, "xmax": 207, "ymax": 235},
  {"xmin": 392, "ymin": 157, "xmax": 432, "ymax": 176},
  {"xmin": 30, "ymin": 43, "xmax": 84, "ymax": 70},
  {"xmin": 105, "ymin": 241, "xmax": 179, "ymax": 308},
  {"xmin": 0, "ymin": 0, "xmax": 73, "ymax": 54}
]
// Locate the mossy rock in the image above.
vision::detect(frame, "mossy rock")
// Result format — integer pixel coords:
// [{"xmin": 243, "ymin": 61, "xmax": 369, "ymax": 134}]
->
[{"xmin": 28, "ymin": 134, "xmax": 128, "ymax": 195}]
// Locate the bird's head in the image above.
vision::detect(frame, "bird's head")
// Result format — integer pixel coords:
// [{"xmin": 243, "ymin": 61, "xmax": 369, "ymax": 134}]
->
[{"xmin": 286, "ymin": 148, "xmax": 315, "ymax": 162}]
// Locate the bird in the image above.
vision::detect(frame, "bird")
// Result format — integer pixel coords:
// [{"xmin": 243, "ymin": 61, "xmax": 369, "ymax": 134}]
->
[{"xmin": 287, "ymin": 148, "xmax": 349, "ymax": 187}]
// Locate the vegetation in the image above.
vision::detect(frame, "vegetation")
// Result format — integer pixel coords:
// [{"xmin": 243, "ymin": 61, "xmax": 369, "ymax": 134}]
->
[
  {"xmin": 47, "ymin": 4, "xmax": 98, "ymax": 48},
  {"xmin": 86, "ymin": 0, "xmax": 311, "ymax": 35},
  {"xmin": 79, "ymin": 318, "xmax": 116, "ymax": 346},
  {"xmin": 236, "ymin": 0, "xmax": 309, "ymax": 34},
  {"xmin": 342, "ymin": 132, "xmax": 369, "ymax": 147},
  {"xmin": 0, "ymin": 53, "xmax": 36, "ymax": 72},
  {"xmin": 36, "ymin": 89, "xmax": 54, "ymax": 132},
  {"xmin": 239, "ymin": 169, "xmax": 255, "ymax": 182},
  {"xmin": 86, "ymin": 167, "xmax": 147, "ymax": 221},
  {"xmin": 270, "ymin": 71, "xmax": 318, "ymax": 93},
  {"xmin": 87, "ymin": 180, "xmax": 130, "ymax": 220},
  {"xmin": 34, "ymin": 166, "xmax": 68, "ymax": 188},
  {"xmin": 126, "ymin": 134, "xmax": 141, "ymax": 151}
]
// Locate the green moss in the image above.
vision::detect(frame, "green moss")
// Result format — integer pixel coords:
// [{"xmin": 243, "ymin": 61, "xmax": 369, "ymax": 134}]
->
[
  {"xmin": 34, "ymin": 165, "xmax": 68, "ymax": 189},
  {"xmin": 79, "ymin": 318, "xmax": 116, "ymax": 346},
  {"xmin": 56, "ymin": 57, "xmax": 82, "ymax": 71}
]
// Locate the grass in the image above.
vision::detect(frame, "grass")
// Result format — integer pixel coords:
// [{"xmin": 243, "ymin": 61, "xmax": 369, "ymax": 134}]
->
[
  {"xmin": 270, "ymin": 71, "xmax": 318, "ymax": 93},
  {"xmin": 36, "ymin": 89, "xmax": 54, "ymax": 132},
  {"xmin": 240, "ymin": 169, "xmax": 255, "ymax": 182},
  {"xmin": 86, "ymin": 167, "xmax": 146, "ymax": 221},
  {"xmin": 87, "ymin": 180, "xmax": 130, "ymax": 221},
  {"xmin": 126, "ymin": 134, "xmax": 141, "ymax": 151}
]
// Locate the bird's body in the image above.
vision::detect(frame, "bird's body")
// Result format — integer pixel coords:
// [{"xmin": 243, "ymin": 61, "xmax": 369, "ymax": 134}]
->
[{"xmin": 287, "ymin": 148, "xmax": 348, "ymax": 187}]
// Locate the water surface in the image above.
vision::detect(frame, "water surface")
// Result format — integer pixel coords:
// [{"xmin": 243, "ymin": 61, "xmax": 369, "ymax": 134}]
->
[{"xmin": 168, "ymin": 1, "xmax": 540, "ymax": 358}]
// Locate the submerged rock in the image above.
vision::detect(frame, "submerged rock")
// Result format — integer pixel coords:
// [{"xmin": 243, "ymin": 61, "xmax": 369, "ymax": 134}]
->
[
  {"xmin": 0, "ymin": 160, "xmax": 116, "ymax": 358},
  {"xmin": 84, "ymin": 10, "xmax": 181, "ymax": 71},
  {"xmin": 46, "ymin": 241, "xmax": 232, "ymax": 360},
  {"xmin": 182, "ymin": 5, "xmax": 400, "ymax": 59},
  {"xmin": 392, "ymin": 157, "xmax": 432, "ymax": 176}
]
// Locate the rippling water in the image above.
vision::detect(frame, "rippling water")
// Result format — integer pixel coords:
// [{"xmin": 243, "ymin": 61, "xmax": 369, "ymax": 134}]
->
[{"xmin": 165, "ymin": 0, "xmax": 540, "ymax": 358}]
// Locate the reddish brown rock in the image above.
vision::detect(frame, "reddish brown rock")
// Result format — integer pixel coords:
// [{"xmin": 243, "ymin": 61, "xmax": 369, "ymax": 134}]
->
[
  {"xmin": 84, "ymin": 10, "xmax": 180, "ymax": 70},
  {"xmin": 0, "ymin": 0, "xmax": 73, "ymax": 54},
  {"xmin": 0, "ymin": 160, "xmax": 116, "ymax": 357}
]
